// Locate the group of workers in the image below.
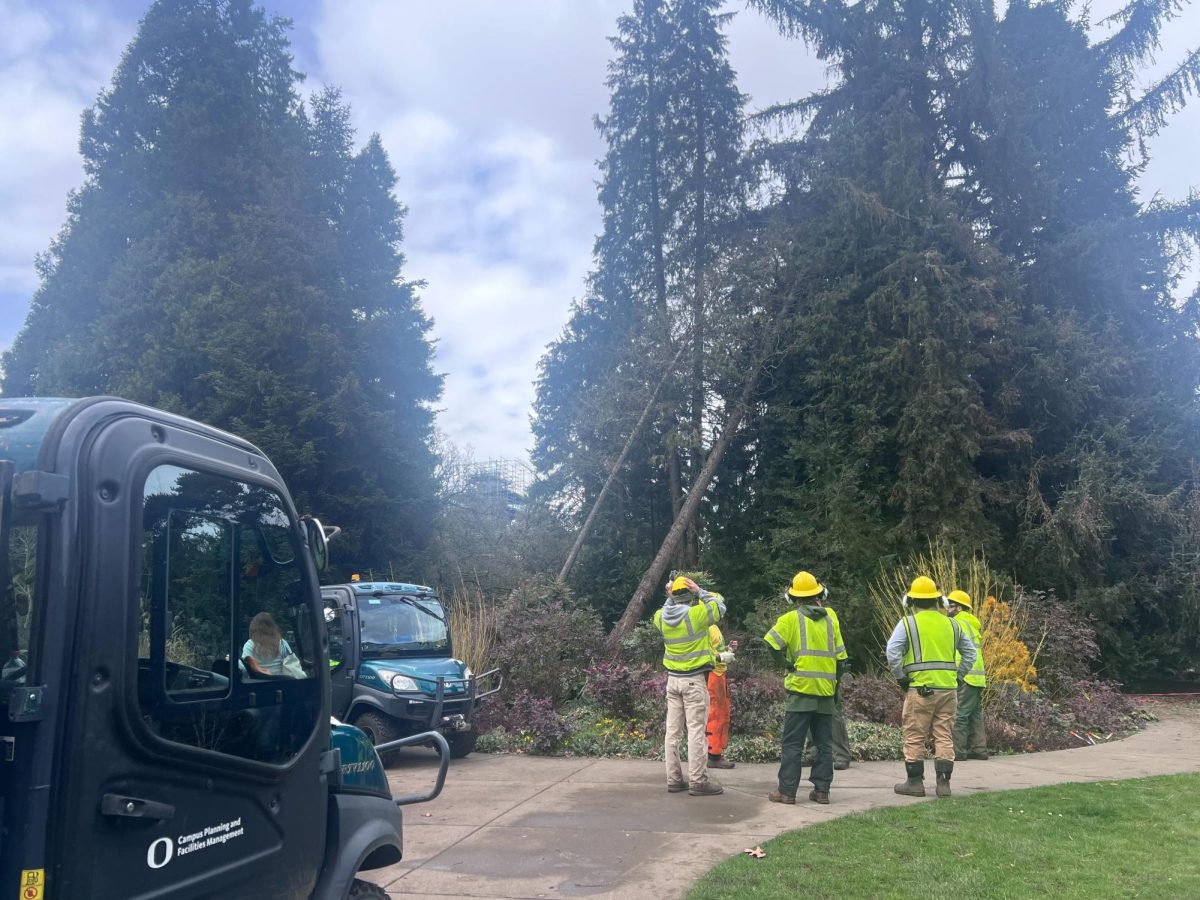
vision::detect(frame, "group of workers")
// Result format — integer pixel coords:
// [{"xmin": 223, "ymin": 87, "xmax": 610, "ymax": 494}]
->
[{"xmin": 654, "ymin": 572, "xmax": 987, "ymax": 803}]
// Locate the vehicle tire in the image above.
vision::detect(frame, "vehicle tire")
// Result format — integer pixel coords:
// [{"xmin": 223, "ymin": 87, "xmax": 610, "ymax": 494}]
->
[
  {"xmin": 448, "ymin": 729, "xmax": 477, "ymax": 759},
  {"xmin": 351, "ymin": 710, "xmax": 402, "ymax": 749},
  {"xmin": 347, "ymin": 878, "xmax": 388, "ymax": 899}
]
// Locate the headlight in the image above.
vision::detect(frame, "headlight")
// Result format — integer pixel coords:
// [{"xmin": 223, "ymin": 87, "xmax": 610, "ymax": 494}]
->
[{"xmin": 378, "ymin": 670, "xmax": 421, "ymax": 692}]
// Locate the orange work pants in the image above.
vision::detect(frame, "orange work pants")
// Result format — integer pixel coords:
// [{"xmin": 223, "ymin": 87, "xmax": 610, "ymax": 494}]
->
[{"xmin": 706, "ymin": 671, "xmax": 730, "ymax": 757}]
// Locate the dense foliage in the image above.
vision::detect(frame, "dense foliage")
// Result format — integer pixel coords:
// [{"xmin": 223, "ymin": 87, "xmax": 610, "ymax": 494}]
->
[
  {"xmin": 533, "ymin": 0, "xmax": 1200, "ymax": 682},
  {"xmin": 1, "ymin": 0, "xmax": 441, "ymax": 574}
]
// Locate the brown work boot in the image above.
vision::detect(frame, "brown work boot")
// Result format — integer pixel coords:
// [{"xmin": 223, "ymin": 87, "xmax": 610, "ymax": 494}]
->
[
  {"xmin": 809, "ymin": 789, "xmax": 830, "ymax": 805},
  {"xmin": 667, "ymin": 780, "xmax": 687, "ymax": 793},
  {"xmin": 767, "ymin": 789, "xmax": 796, "ymax": 804},
  {"xmin": 689, "ymin": 778, "xmax": 724, "ymax": 796},
  {"xmin": 894, "ymin": 761, "xmax": 926, "ymax": 797},
  {"xmin": 707, "ymin": 754, "xmax": 736, "ymax": 769}
]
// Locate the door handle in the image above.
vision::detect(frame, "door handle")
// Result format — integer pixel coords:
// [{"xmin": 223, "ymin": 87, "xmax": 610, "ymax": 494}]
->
[{"xmin": 100, "ymin": 793, "xmax": 176, "ymax": 820}]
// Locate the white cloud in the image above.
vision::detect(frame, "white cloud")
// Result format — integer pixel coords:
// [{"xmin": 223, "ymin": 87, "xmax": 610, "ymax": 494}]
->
[{"xmin": 0, "ymin": 0, "xmax": 1196, "ymax": 463}]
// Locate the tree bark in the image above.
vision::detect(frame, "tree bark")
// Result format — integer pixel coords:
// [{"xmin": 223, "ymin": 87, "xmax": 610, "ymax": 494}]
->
[
  {"xmin": 606, "ymin": 360, "xmax": 764, "ymax": 649},
  {"xmin": 558, "ymin": 345, "xmax": 685, "ymax": 583}
]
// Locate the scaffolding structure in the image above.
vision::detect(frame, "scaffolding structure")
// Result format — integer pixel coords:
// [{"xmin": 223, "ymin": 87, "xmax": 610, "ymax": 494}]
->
[{"xmin": 444, "ymin": 458, "xmax": 535, "ymax": 519}]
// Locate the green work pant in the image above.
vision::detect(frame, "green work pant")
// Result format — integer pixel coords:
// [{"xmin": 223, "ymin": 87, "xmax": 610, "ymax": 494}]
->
[
  {"xmin": 779, "ymin": 710, "xmax": 834, "ymax": 796},
  {"xmin": 802, "ymin": 692, "xmax": 850, "ymax": 766},
  {"xmin": 954, "ymin": 683, "xmax": 987, "ymax": 756}
]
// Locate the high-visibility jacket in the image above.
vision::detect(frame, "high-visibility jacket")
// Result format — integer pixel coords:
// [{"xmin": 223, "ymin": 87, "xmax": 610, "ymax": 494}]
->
[
  {"xmin": 709, "ymin": 625, "xmax": 728, "ymax": 676},
  {"xmin": 764, "ymin": 607, "xmax": 847, "ymax": 697},
  {"xmin": 653, "ymin": 592, "xmax": 724, "ymax": 675},
  {"xmin": 955, "ymin": 611, "xmax": 986, "ymax": 687},
  {"xmin": 899, "ymin": 610, "xmax": 962, "ymax": 690}
]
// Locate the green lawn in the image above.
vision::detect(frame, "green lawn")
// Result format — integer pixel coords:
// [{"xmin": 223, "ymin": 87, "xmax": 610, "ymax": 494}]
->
[{"xmin": 687, "ymin": 774, "xmax": 1200, "ymax": 900}]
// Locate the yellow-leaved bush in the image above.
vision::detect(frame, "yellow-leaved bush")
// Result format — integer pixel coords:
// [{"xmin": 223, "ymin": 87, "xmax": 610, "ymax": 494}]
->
[{"xmin": 867, "ymin": 540, "xmax": 1040, "ymax": 706}]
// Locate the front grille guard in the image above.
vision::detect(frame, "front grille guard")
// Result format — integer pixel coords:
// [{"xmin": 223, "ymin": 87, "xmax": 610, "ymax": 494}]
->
[{"xmin": 388, "ymin": 667, "xmax": 503, "ymax": 729}]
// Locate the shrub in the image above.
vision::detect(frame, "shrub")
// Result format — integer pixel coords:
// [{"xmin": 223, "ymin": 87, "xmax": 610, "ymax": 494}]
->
[
  {"xmin": 491, "ymin": 575, "xmax": 603, "ymax": 705},
  {"xmin": 847, "ymin": 722, "xmax": 905, "ymax": 760},
  {"xmin": 614, "ymin": 621, "xmax": 664, "ymax": 668},
  {"xmin": 1019, "ymin": 592, "xmax": 1101, "ymax": 695},
  {"xmin": 583, "ymin": 661, "xmax": 656, "ymax": 719},
  {"xmin": 562, "ymin": 705, "xmax": 659, "ymax": 758},
  {"xmin": 499, "ymin": 690, "xmax": 571, "ymax": 754},
  {"xmin": 1055, "ymin": 676, "xmax": 1140, "ymax": 735},
  {"xmin": 727, "ymin": 671, "xmax": 786, "ymax": 736},
  {"xmin": 840, "ymin": 673, "xmax": 903, "ymax": 726}
]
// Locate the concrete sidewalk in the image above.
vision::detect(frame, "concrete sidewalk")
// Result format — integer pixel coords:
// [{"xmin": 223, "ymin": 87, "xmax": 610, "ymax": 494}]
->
[{"xmin": 366, "ymin": 701, "xmax": 1199, "ymax": 900}]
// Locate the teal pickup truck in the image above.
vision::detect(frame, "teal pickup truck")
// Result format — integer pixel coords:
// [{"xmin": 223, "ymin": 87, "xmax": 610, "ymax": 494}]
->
[{"xmin": 323, "ymin": 581, "xmax": 501, "ymax": 759}]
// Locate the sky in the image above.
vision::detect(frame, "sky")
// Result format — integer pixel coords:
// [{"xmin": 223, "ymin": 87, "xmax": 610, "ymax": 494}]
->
[{"xmin": 0, "ymin": 0, "xmax": 1197, "ymax": 462}]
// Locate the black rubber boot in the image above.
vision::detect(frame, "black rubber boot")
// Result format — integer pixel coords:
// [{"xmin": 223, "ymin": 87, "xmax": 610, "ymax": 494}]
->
[
  {"xmin": 935, "ymin": 760, "xmax": 953, "ymax": 797},
  {"xmin": 894, "ymin": 761, "xmax": 926, "ymax": 797}
]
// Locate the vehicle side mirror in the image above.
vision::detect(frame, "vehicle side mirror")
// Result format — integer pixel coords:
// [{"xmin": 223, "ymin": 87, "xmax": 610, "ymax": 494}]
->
[{"xmin": 304, "ymin": 518, "xmax": 329, "ymax": 572}]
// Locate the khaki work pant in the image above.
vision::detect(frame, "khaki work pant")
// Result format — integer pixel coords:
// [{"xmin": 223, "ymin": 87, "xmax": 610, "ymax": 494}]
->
[
  {"xmin": 665, "ymin": 672, "xmax": 711, "ymax": 786},
  {"xmin": 902, "ymin": 687, "xmax": 957, "ymax": 762}
]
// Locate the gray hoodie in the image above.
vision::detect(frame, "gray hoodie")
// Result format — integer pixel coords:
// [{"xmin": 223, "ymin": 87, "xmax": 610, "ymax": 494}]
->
[{"xmin": 658, "ymin": 589, "xmax": 727, "ymax": 675}]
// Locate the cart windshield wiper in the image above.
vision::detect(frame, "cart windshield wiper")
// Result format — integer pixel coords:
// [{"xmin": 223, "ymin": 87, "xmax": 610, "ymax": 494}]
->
[{"xmin": 394, "ymin": 595, "xmax": 445, "ymax": 622}]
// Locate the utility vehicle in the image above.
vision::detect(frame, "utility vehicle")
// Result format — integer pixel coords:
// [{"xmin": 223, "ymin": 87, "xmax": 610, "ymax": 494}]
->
[
  {"xmin": 0, "ymin": 397, "xmax": 447, "ymax": 900},
  {"xmin": 323, "ymin": 581, "xmax": 501, "ymax": 759}
]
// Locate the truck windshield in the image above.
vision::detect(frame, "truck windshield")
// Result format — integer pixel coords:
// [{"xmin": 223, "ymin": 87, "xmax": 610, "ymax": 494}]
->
[{"xmin": 359, "ymin": 595, "xmax": 449, "ymax": 657}]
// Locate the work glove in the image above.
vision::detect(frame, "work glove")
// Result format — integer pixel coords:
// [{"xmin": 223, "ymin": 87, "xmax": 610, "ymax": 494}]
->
[
  {"xmin": 717, "ymin": 651, "xmax": 736, "ymax": 663},
  {"xmin": 896, "ymin": 676, "xmax": 912, "ymax": 691}
]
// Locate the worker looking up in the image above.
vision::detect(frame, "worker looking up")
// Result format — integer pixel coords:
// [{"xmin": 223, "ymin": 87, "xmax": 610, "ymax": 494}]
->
[
  {"xmin": 655, "ymin": 576, "xmax": 727, "ymax": 796},
  {"xmin": 888, "ymin": 576, "xmax": 976, "ymax": 798},
  {"xmin": 947, "ymin": 590, "xmax": 989, "ymax": 760},
  {"xmin": 764, "ymin": 571, "xmax": 847, "ymax": 805}
]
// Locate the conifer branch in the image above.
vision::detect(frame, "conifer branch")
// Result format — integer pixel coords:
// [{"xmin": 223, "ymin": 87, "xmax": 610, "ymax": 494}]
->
[{"xmin": 1119, "ymin": 45, "xmax": 1200, "ymax": 138}]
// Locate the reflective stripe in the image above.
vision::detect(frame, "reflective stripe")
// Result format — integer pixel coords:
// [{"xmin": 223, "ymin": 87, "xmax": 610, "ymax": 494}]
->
[
  {"xmin": 666, "ymin": 649, "xmax": 714, "ymax": 662},
  {"xmin": 790, "ymin": 670, "xmax": 837, "ymax": 680},
  {"xmin": 766, "ymin": 628, "xmax": 786, "ymax": 650},
  {"xmin": 903, "ymin": 615, "xmax": 922, "ymax": 663},
  {"xmin": 903, "ymin": 661, "xmax": 958, "ymax": 672}
]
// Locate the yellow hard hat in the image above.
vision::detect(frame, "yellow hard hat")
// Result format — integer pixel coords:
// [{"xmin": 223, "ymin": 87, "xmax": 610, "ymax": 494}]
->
[
  {"xmin": 947, "ymin": 590, "xmax": 972, "ymax": 609},
  {"xmin": 787, "ymin": 571, "xmax": 825, "ymax": 599},
  {"xmin": 670, "ymin": 576, "xmax": 691, "ymax": 595},
  {"xmin": 906, "ymin": 575, "xmax": 942, "ymax": 600}
]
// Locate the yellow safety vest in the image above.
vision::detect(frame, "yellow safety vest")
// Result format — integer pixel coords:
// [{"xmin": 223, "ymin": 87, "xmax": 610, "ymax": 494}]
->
[
  {"xmin": 955, "ymin": 611, "xmax": 986, "ymax": 687},
  {"xmin": 653, "ymin": 594, "xmax": 723, "ymax": 675},
  {"xmin": 709, "ymin": 625, "xmax": 727, "ymax": 676},
  {"xmin": 900, "ymin": 610, "xmax": 961, "ymax": 689},
  {"xmin": 764, "ymin": 608, "xmax": 847, "ymax": 697}
]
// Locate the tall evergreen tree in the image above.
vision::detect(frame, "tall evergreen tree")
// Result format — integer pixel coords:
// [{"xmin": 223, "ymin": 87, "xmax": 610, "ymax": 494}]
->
[
  {"xmin": 533, "ymin": 0, "xmax": 746, "ymax": 616},
  {"xmin": 1, "ymin": 0, "xmax": 441, "ymax": 574},
  {"xmin": 736, "ymin": 0, "xmax": 1200, "ymax": 677}
]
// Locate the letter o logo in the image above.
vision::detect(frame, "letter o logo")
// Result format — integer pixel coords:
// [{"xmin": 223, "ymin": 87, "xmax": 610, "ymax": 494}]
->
[{"xmin": 147, "ymin": 836, "xmax": 174, "ymax": 869}]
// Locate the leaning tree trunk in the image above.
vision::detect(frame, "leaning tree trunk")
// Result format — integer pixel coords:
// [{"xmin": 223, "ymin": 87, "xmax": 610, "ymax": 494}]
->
[
  {"xmin": 558, "ymin": 345, "xmax": 685, "ymax": 583},
  {"xmin": 606, "ymin": 362, "xmax": 764, "ymax": 649}
]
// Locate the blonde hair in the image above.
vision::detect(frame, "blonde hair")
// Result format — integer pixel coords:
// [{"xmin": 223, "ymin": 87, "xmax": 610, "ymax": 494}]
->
[{"xmin": 249, "ymin": 612, "xmax": 282, "ymax": 660}]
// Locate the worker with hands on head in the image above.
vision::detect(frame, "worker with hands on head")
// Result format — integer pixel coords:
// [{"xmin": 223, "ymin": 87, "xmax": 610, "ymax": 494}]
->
[
  {"xmin": 947, "ymin": 590, "xmax": 989, "ymax": 760},
  {"xmin": 887, "ymin": 576, "xmax": 976, "ymax": 798},
  {"xmin": 763, "ymin": 571, "xmax": 847, "ymax": 806},
  {"xmin": 654, "ymin": 575, "xmax": 727, "ymax": 796}
]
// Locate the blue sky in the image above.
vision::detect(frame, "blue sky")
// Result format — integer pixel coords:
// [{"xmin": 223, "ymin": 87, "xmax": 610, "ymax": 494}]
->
[{"xmin": 1, "ymin": 0, "xmax": 1197, "ymax": 461}]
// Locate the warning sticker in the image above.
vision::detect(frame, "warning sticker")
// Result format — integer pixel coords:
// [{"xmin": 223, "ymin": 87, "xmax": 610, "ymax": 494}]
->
[{"xmin": 18, "ymin": 869, "xmax": 44, "ymax": 900}]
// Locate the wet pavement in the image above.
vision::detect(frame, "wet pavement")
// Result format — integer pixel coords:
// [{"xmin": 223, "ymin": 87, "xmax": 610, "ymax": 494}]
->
[{"xmin": 365, "ymin": 700, "xmax": 1200, "ymax": 899}]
